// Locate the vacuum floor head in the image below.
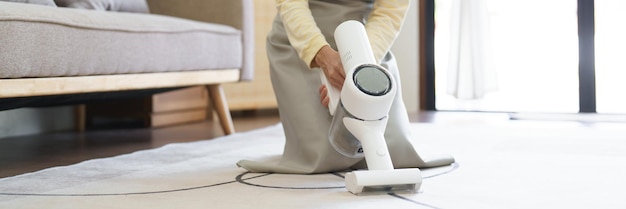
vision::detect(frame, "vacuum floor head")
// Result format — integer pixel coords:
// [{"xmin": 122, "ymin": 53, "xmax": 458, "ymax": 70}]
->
[{"xmin": 345, "ymin": 168, "xmax": 422, "ymax": 195}]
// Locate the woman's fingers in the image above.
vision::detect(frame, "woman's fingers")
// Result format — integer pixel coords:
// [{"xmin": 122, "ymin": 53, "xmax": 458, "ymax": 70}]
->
[
  {"xmin": 330, "ymin": 71, "xmax": 345, "ymax": 89},
  {"xmin": 324, "ymin": 64, "xmax": 345, "ymax": 90},
  {"xmin": 319, "ymin": 85, "xmax": 327, "ymax": 97},
  {"xmin": 319, "ymin": 85, "xmax": 329, "ymax": 108}
]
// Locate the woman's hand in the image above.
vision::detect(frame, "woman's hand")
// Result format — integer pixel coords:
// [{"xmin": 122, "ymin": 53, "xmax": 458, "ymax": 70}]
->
[
  {"xmin": 312, "ymin": 45, "xmax": 344, "ymax": 109},
  {"xmin": 312, "ymin": 45, "xmax": 345, "ymax": 90}
]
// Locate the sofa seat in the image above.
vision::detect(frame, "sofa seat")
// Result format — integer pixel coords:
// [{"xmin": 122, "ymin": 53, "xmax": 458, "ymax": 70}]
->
[
  {"xmin": 0, "ymin": 0, "xmax": 255, "ymax": 135},
  {"xmin": 0, "ymin": 1, "xmax": 242, "ymax": 79}
]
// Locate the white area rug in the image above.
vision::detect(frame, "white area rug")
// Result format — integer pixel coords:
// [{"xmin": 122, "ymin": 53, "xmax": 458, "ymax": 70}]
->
[
  {"xmin": 1, "ymin": 122, "xmax": 626, "ymax": 209},
  {"xmin": 510, "ymin": 112, "xmax": 626, "ymax": 123}
]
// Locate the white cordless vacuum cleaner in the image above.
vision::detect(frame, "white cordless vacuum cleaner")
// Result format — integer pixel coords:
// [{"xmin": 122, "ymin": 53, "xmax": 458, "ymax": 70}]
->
[{"xmin": 319, "ymin": 20, "xmax": 422, "ymax": 195}]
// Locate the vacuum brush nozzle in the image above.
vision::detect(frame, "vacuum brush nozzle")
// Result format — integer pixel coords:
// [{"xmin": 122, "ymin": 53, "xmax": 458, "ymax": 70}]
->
[{"xmin": 345, "ymin": 168, "xmax": 422, "ymax": 195}]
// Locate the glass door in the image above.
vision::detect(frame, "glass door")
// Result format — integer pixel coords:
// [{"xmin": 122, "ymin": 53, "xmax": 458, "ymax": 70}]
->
[
  {"xmin": 433, "ymin": 0, "xmax": 580, "ymax": 113},
  {"xmin": 595, "ymin": 0, "xmax": 626, "ymax": 114}
]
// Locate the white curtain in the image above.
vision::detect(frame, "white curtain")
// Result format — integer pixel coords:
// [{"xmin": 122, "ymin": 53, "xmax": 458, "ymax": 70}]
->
[{"xmin": 446, "ymin": 0, "xmax": 498, "ymax": 100}]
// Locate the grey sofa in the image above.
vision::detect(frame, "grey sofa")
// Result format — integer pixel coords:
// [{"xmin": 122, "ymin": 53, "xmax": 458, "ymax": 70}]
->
[{"xmin": 0, "ymin": 0, "xmax": 254, "ymax": 134}]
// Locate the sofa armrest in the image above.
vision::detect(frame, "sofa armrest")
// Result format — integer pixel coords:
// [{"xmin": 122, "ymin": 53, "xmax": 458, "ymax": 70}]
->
[{"xmin": 146, "ymin": 0, "xmax": 254, "ymax": 81}]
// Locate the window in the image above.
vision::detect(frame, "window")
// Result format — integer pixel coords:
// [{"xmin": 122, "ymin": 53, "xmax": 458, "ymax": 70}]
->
[
  {"xmin": 595, "ymin": 0, "xmax": 626, "ymax": 114},
  {"xmin": 422, "ymin": 0, "xmax": 619, "ymax": 114}
]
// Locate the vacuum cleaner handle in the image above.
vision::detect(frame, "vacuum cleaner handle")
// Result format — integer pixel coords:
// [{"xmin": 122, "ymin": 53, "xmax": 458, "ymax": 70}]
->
[
  {"xmin": 318, "ymin": 68, "xmax": 341, "ymax": 115},
  {"xmin": 334, "ymin": 20, "xmax": 378, "ymax": 72},
  {"xmin": 320, "ymin": 20, "xmax": 378, "ymax": 116}
]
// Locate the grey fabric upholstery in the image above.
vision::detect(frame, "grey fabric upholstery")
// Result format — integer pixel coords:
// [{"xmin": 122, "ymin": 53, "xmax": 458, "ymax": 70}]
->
[
  {"xmin": 0, "ymin": 1, "xmax": 243, "ymax": 79},
  {"xmin": 0, "ymin": 0, "xmax": 56, "ymax": 6},
  {"xmin": 54, "ymin": 0, "xmax": 149, "ymax": 13},
  {"xmin": 147, "ymin": 0, "xmax": 254, "ymax": 81}
]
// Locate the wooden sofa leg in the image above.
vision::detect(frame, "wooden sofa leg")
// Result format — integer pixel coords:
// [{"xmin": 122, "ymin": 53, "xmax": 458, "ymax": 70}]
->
[
  {"xmin": 74, "ymin": 104, "xmax": 86, "ymax": 132},
  {"xmin": 206, "ymin": 84, "xmax": 235, "ymax": 135}
]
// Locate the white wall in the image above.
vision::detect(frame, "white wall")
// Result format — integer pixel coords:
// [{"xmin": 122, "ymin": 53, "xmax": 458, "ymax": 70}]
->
[
  {"xmin": 0, "ymin": 106, "xmax": 74, "ymax": 138},
  {"xmin": 392, "ymin": 0, "xmax": 420, "ymax": 113}
]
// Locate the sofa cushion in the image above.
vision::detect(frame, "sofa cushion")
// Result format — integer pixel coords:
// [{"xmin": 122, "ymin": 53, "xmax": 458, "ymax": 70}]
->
[
  {"xmin": 54, "ymin": 0, "xmax": 149, "ymax": 13},
  {"xmin": 0, "ymin": 0, "xmax": 56, "ymax": 6},
  {"xmin": 0, "ymin": 1, "xmax": 242, "ymax": 79}
]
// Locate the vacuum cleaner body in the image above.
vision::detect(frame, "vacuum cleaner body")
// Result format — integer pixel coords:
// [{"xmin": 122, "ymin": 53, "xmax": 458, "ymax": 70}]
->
[{"xmin": 320, "ymin": 20, "xmax": 422, "ymax": 195}]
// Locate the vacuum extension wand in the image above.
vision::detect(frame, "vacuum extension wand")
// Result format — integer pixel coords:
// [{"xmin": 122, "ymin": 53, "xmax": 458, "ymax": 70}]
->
[{"xmin": 320, "ymin": 20, "xmax": 422, "ymax": 195}]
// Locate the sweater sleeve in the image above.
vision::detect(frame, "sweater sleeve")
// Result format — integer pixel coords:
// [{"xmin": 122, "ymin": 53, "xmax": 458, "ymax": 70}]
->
[
  {"xmin": 276, "ymin": 0, "xmax": 328, "ymax": 68},
  {"xmin": 365, "ymin": 0, "xmax": 410, "ymax": 63},
  {"xmin": 276, "ymin": 0, "xmax": 410, "ymax": 66}
]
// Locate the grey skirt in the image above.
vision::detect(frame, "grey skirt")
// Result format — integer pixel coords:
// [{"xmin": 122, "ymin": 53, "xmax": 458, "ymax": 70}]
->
[{"xmin": 237, "ymin": 0, "xmax": 454, "ymax": 174}]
